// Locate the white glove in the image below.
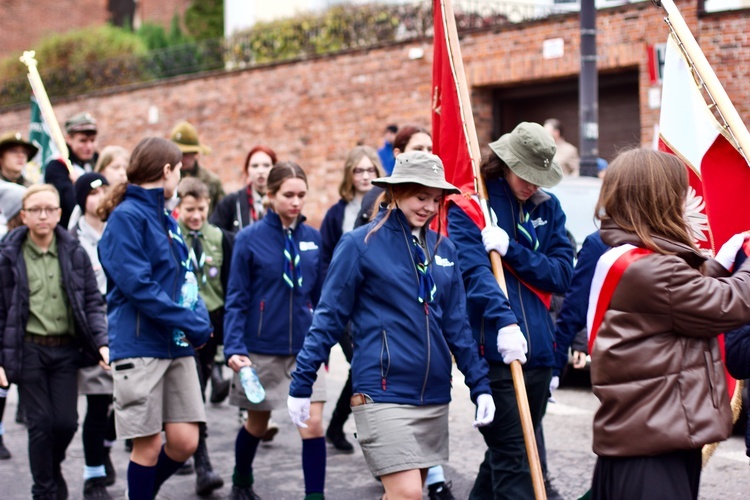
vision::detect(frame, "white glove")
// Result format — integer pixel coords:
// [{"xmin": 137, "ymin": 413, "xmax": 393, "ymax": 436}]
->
[
  {"xmin": 549, "ymin": 375, "xmax": 559, "ymax": 392},
  {"xmin": 473, "ymin": 393, "xmax": 496, "ymax": 428},
  {"xmin": 715, "ymin": 233, "xmax": 748, "ymax": 271},
  {"xmin": 497, "ymin": 325, "xmax": 528, "ymax": 364},
  {"xmin": 482, "ymin": 226, "xmax": 510, "ymax": 257},
  {"xmin": 287, "ymin": 396, "xmax": 311, "ymax": 428}
]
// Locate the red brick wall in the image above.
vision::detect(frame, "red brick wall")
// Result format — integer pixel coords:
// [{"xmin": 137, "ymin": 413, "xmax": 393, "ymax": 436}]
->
[
  {"xmin": 1, "ymin": 1, "xmax": 748, "ymax": 227},
  {"xmin": 0, "ymin": 0, "xmax": 189, "ymax": 61}
]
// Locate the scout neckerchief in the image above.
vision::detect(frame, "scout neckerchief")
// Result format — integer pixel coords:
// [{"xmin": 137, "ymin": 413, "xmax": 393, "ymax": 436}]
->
[
  {"xmin": 188, "ymin": 230, "xmax": 207, "ymax": 286},
  {"xmin": 166, "ymin": 210, "xmax": 198, "ymax": 346},
  {"xmin": 283, "ymin": 228, "xmax": 302, "ymax": 289},
  {"xmin": 586, "ymin": 244, "xmax": 653, "ymax": 354},
  {"xmin": 516, "ymin": 207, "xmax": 539, "ymax": 251},
  {"xmin": 411, "ymin": 235, "xmax": 436, "ymax": 304}
]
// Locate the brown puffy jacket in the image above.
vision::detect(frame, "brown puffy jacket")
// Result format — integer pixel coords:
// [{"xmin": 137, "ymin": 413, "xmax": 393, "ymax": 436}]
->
[{"xmin": 592, "ymin": 223, "xmax": 750, "ymax": 457}]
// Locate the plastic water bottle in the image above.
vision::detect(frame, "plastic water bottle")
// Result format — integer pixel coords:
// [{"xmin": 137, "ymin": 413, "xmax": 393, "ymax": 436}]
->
[
  {"xmin": 173, "ymin": 271, "xmax": 199, "ymax": 347},
  {"xmin": 240, "ymin": 366, "xmax": 266, "ymax": 404}
]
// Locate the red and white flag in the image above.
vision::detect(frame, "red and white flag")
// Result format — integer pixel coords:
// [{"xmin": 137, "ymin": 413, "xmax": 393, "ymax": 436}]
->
[{"xmin": 658, "ymin": 33, "xmax": 750, "ymax": 254}]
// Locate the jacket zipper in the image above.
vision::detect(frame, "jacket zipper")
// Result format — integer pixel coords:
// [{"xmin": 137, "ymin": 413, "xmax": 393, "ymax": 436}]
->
[
  {"xmin": 479, "ymin": 317, "xmax": 485, "ymax": 357},
  {"xmin": 505, "ymin": 195, "xmax": 532, "ymax": 363},
  {"xmin": 380, "ymin": 329, "xmax": 391, "ymax": 390},
  {"xmin": 236, "ymin": 198, "xmax": 243, "ymax": 230},
  {"xmin": 288, "ymin": 287, "xmax": 294, "ymax": 354},
  {"xmin": 421, "ymin": 302, "xmax": 431, "ymax": 403},
  {"xmin": 136, "ymin": 311, "xmax": 141, "ymax": 337},
  {"xmin": 257, "ymin": 300, "xmax": 265, "ymax": 337},
  {"xmin": 165, "ymin": 207, "xmax": 180, "ymax": 357}
]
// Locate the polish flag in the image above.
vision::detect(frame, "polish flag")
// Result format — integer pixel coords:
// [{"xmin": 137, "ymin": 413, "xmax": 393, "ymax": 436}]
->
[
  {"xmin": 658, "ymin": 33, "xmax": 750, "ymax": 254},
  {"xmin": 658, "ymin": 33, "xmax": 750, "ymax": 400}
]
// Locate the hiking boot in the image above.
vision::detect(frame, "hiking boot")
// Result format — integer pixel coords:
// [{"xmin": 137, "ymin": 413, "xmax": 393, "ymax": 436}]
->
[
  {"xmin": 194, "ymin": 435, "xmax": 224, "ymax": 496},
  {"xmin": 325, "ymin": 426, "xmax": 354, "ymax": 453},
  {"xmin": 545, "ymin": 477, "xmax": 565, "ymax": 500},
  {"xmin": 230, "ymin": 484, "xmax": 261, "ymax": 500},
  {"xmin": 175, "ymin": 457, "xmax": 194, "ymax": 476},
  {"xmin": 0, "ymin": 435, "xmax": 11, "ymax": 459},
  {"xmin": 427, "ymin": 480, "xmax": 455, "ymax": 500},
  {"xmin": 261, "ymin": 420, "xmax": 279, "ymax": 443},
  {"xmin": 83, "ymin": 477, "xmax": 112, "ymax": 499}
]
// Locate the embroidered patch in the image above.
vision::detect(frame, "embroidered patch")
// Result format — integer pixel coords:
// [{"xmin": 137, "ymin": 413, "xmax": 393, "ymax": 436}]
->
[
  {"xmin": 299, "ymin": 241, "xmax": 319, "ymax": 251},
  {"xmin": 531, "ymin": 218, "xmax": 548, "ymax": 228},
  {"xmin": 435, "ymin": 255, "xmax": 454, "ymax": 267},
  {"xmin": 208, "ymin": 266, "xmax": 219, "ymax": 278}
]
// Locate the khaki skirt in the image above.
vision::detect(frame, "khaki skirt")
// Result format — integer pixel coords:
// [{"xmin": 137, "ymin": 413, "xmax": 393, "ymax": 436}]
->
[
  {"xmin": 229, "ymin": 353, "xmax": 327, "ymax": 411},
  {"xmin": 352, "ymin": 400, "xmax": 449, "ymax": 477}
]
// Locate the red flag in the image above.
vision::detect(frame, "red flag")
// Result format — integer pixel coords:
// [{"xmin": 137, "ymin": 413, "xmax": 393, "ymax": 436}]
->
[
  {"xmin": 658, "ymin": 33, "xmax": 750, "ymax": 399},
  {"xmin": 431, "ymin": 0, "xmax": 475, "ymax": 195}
]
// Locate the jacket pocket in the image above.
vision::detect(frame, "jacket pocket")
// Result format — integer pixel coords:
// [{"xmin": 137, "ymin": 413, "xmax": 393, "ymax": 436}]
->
[
  {"xmin": 704, "ymin": 350, "xmax": 719, "ymax": 409},
  {"xmin": 380, "ymin": 330, "xmax": 391, "ymax": 391},
  {"xmin": 257, "ymin": 300, "xmax": 265, "ymax": 338}
]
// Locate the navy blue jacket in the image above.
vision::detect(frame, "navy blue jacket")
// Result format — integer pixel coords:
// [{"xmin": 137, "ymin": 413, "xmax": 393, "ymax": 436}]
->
[
  {"xmin": 291, "ymin": 208, "xmax": 491, "ymax": 405},
  {"xmin": 320, "ymin": 199, "xmax": 346, "ymax": 273},
  {"xmin": 553, "ymin": 231, "xmax": 609, "ymax": 374},
  {"xmin": 99, "ymin": 186, "xmax": 212, "ymax": 362},
  {"xmin": 223, "ymin": 210, "xmax": 323, "ymax": 357},
  {"xmin": 447, "ymin": 179, "xmax": 574, "ymax": 368}
]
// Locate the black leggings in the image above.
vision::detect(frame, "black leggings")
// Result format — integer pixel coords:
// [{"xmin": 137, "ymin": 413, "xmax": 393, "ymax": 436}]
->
[{"xmin": 83, "ymin": 394, "xmax": 115, "ymax": 467}]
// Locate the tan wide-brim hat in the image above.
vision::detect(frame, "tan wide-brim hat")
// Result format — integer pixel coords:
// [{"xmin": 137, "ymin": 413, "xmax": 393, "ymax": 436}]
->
[
  {"xmin": 489, "ymin": 122, "xmax": 563, "ymax": 188},
  {"xmin": 170, "ymin": 121, "xmax": 212, "ymax": 155},
  {"xmin": 0, "ymin": 131, "xmax": 39, "ymax": 161},
  {"xmin": 372, "ymin": 151, "xmax": 460, "ymax": 194}
]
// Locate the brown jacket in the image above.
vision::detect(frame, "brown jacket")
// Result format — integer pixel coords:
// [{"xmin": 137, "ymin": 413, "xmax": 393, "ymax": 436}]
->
[{"xmin": 592, "ymin": 223, "xmax": 750, "ymax": 457}]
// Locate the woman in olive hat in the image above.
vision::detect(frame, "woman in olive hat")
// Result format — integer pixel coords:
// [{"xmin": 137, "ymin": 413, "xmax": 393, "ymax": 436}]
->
[
  {"xmin": 0, "ymin": 132, "xmax": 38, "ymax": 187},
  {"xmin": 290, "ymin": 151, "xmax": 494, "ymax": 499},
  {"xmin": 446, "ymin": 122, "xmax": 575, "ymax": 499}
]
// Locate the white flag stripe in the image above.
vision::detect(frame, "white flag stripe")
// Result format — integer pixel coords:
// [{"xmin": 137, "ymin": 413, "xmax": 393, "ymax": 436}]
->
[
  {"xmin": 659, "ymin": 34, "xmax": 721, "ymax": 173},
  {"xmin": 586, "ymin": 244, "xmax": 637, "ymax": 340}
]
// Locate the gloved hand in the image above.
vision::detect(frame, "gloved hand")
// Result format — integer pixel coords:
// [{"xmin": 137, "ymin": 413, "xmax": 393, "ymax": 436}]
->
[
  {"xmin": 549, "ymin": 375, "xmax": 560, "ymax": 392},
  {"xmin": 482, "ymin": 225, "xmax": 510, "ymax": 257},
  {"xmin": 287, "ymin": 396, "xmax": 311, "ymax": 428},
  {"xmin": 497, "ymin": 324, "xmax": 528, "ymax": 364},
  {"xmin": 473, "ymin": 393, "xmax": 496, "ymax": 428},
  {"xmin": 715, "ymin": 233, "xmax": 749, "ymax": 271}
]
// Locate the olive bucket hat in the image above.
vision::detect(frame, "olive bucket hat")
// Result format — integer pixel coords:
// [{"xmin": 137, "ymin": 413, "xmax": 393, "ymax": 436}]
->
[
  {"xmin": 170, "ymin": 121, "xmax": 212, "ymax": 154},
  {"xmin": 0, "ymin": 131, "xmax": 39, "ymax": 161},
  {"xmin": 488, "ymin": 122, "xmax": 563, "ymax": 188},
  {"xmin": 372, "ymin": 151, "xmax": 460, "ymax": 194}
]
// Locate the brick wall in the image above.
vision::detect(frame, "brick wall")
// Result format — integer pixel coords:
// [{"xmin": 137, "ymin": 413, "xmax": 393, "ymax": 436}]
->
[
  {"xmin": 1, "ymin": 1, "xmax": 749, "ymax": 227},
  {"xmin": 0, "ymin": 0, "xmax": 189, "ymax": 61}
]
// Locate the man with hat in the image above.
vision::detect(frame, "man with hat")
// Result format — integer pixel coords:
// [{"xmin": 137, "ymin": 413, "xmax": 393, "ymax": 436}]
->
[
  {"xmin": 447, "ymin": 122, "xmax": 574, "ymax": 500},
  {"xmin": 170, "ymin": 121, "xmax": 224, "ymax": 215},
  {"xmin": 44, "ymin": 112, "xmax": 99, "ymax": 228},
  {"xmin": 0, "ymin": 132, "xmax": 38, "ymax": 187}
]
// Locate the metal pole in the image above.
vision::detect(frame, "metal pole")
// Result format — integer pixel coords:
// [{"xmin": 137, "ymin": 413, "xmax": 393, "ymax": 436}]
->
[{"xmin": 579, "ymin": 0, "xmax": 599, "ymax": 177}]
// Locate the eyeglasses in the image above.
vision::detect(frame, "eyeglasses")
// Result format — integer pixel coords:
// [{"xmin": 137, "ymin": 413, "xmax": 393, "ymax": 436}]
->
[
  {"xmin": 23, "ymin": 207, "xmax": 60, "ymax": 216},
  {"xmin": 353, "ymin": 167, "xmax": 377, "ymax": 176}
]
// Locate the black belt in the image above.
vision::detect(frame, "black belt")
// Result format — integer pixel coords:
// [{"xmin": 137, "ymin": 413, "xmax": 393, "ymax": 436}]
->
[{"xmin": 24, "ymin": 333, "xmax": 74, "ymax": 347}]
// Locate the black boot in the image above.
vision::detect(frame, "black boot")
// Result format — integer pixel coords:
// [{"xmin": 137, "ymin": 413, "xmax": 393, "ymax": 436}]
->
[
  {"xmin": 0, "ymin": 435, "xmax": 10, "ymax": 459},
  {"xmin": 209, "ymin": 364, "xmax": 230, "ymax": 404},
  {"xmin": 194, "ymin": 433, "xmax": 224, "ymax": 496},
  {"xmin": 325, "ymin": 414, "xmax": 354, "ymax": 454}
]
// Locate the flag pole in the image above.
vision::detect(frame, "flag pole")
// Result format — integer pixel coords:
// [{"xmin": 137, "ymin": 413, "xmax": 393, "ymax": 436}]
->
[
  {"xmin": 439, "ymin": 1, "xmax": 546, "ymax": 498},
  {"xmin": 19, "ymin": 51, "xmax": 73, "ymax": 175},
  {"xmin": 657, "ymin": 0, "xmax": 750, "ymax": 165}
]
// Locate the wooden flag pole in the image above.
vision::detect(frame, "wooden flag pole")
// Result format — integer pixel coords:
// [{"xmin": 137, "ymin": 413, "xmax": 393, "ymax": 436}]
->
[
  {"xmin": 19, "ymin": 51, "xmax": 73, "ymax": 175},
  {"xmin": 657, "ymin": 0, "xmax": 750, "ymax": 165},
  {"xmin": 440, "ymin": 1, "xmax": 546, "ymax": 498}
]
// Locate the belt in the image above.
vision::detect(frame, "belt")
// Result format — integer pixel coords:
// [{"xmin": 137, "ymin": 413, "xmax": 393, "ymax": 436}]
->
[
  {"xmin": 350, "ymin": 393, "xmax": 370, "ymax": 407},
  {"xmin": 24, "ymin": 333, "xmax": 75, "ymax": 347}
]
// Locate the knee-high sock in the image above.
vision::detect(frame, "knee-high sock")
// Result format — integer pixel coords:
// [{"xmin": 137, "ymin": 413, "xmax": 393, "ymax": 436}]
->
[
  {"xmin": 234, "ymin": 426, "xmax": 261, "ymax": 487},
  {"xmin": 302, "ymin": 437, "xmax": 326, "ymax": 494},
  {"xmin": 127, "ymin": 461, "xmax": 157, "ymax": 500},
  {"xmin": 153, "ymin": 445, "xmax": 184, "ymax": 493}
]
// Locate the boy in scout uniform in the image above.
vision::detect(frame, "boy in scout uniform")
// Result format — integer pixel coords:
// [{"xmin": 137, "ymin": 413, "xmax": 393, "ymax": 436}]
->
[
  {"xmin": 175, "ymin": 177, "xmax": 233, "ymax": 496},
  {"xmin": 0, "ymin": 131, "xmax": 38, "ymax": 186}
]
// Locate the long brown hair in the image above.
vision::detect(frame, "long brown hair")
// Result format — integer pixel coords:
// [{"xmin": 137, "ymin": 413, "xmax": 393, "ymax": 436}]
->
[
  {"xmin": 338, "ymin": 146, "xmax": 383, "ymax": 202},
  {"xmin": 98, "ymin": 137, "xmax": 182, "ymax": 220},
  {"xmin": 596, "ymin": 148, "xmax": 696, "ymax": 254}
]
